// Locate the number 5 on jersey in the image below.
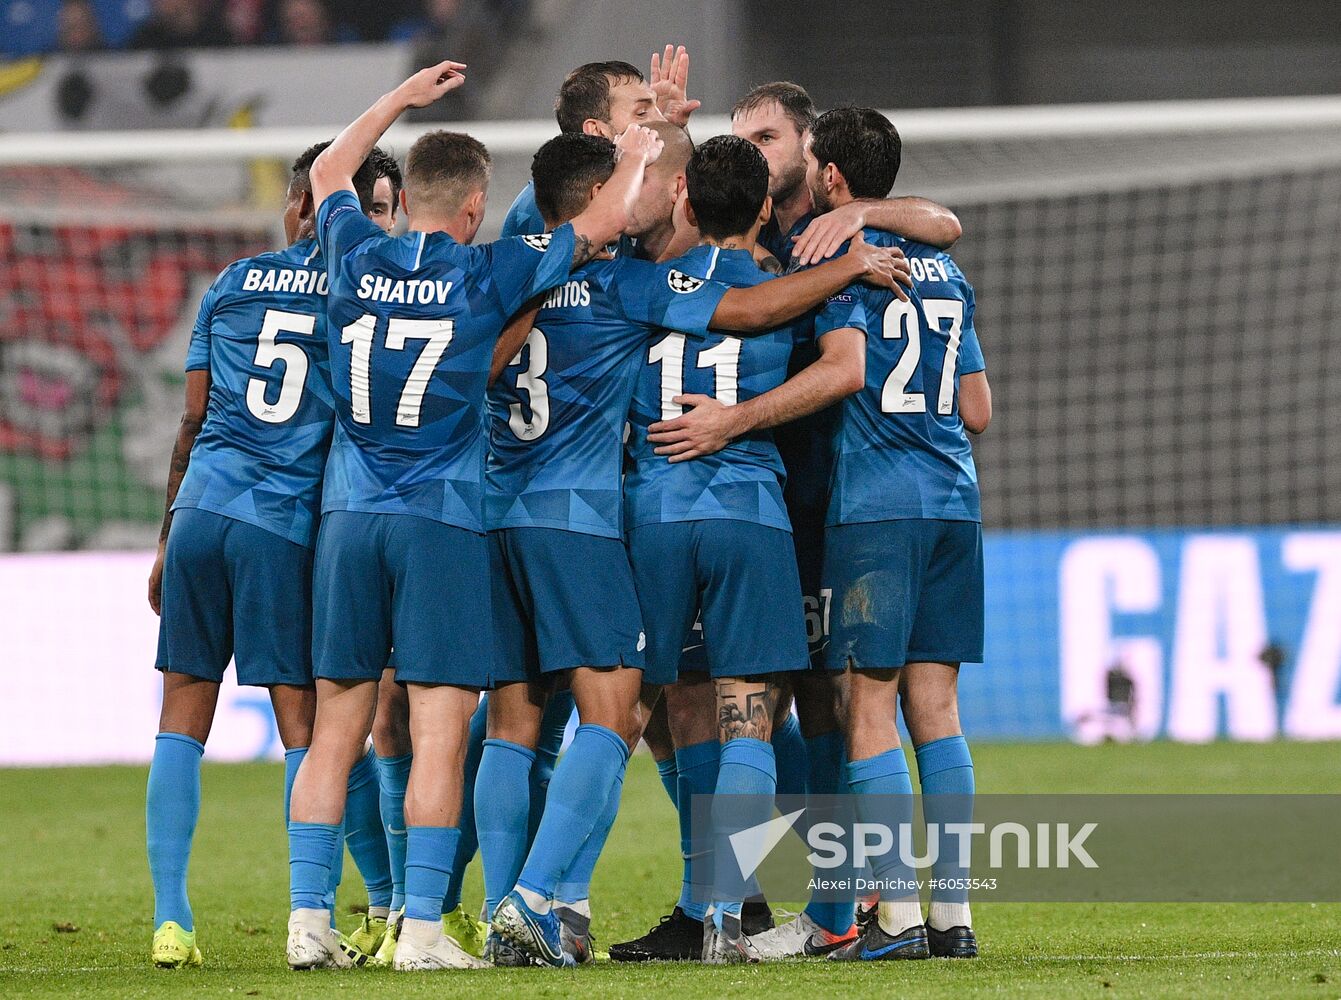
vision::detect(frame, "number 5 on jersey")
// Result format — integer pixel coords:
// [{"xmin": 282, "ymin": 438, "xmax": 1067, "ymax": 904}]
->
[{"xmin": 340, "ymin": 315, "xmax": 455, "ymax": 428}]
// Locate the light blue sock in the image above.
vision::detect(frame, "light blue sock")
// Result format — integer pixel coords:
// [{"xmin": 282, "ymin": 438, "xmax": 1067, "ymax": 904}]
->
[
  {"xmin": 444, "ymin": 698, "xmax": 486, "ymax": 913},
  {"xmin": 283, "ymin": 747, "xmax": 306, "ymax": 825},
  {"xmin": 475, "ymin": 738, "xmax": 534, "ymax": 919},
  {"xmin": 375, "ymin": 752, "xmax": 411, "ymax": 913},
  {"xmin": 674, "ymin": 739, "xmax": 719, "ymax": 922},
  {"xmin": 770, "ymin": 712, "xmax": 808, "ymax": 798},
  {"xmin": 517, "ymin": 724, "xmax": 629, "ymax": 900},
  {"xmin": 344, "ymin": 748, "xmax": 393, "ymax": 910},
  {"xmin": 846, "ymin": 748, "xmax": 916, "ymax": 888},
  {"xmin": 711, "ymin": 738, "xmax": 776, "ymax": 919},
  {"xmin": 404, "ymin": 826, "xmax": 460, "ymax": 923},
  {"xmin": 289, "ymin": 821, "xmax": 341, "ymax": 913},
  {"xmin": 527, "ymin": 689, "xmax": 574, "ymax": 846},
  {"xmin": 147, "ymin": 732, "xmax": 204, "ymax": 931},
  {"xmin": 916, "ymin": 735, "xmax": 975, "ymax": 907},
  {"xmin": 655, "ymin": 756, "xmax": 679, "ymax": 809},
  {"xmin": 801, "ymin": 731, "xmax": 855, "ymax": 934},
  {"xmin": 555, "ymin": 764, "xmax": 624, "ymax": 903}
]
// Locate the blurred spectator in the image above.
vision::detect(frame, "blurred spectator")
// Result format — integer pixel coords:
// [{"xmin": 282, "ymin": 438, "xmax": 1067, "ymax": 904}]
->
[
  {"xmin": 58, "ymin": 0, "xmax": 105, "ymax": 51},
  {"xmin": 130, "ymin": 0, "xmax": 231, "ymax": 49},
  {"xmin": 277, "ymin": 0, "xmax": 340, "ymax": 46},
  {"xmin": 403, "ymin": 0, "xmax": 505, "ymax": 120}
]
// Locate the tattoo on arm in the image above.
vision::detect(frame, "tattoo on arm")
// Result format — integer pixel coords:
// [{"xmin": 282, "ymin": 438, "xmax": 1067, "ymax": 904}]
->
[
  {"xmin": 158, "ymin": 415, "xmax": 203, "ymax": 543},
  {"xmin": 757, "ymin": 252, "xmax": 783, "ymax": 275},
  {"xmin": 571, "ymin": 233, "xmax": 596, "ymax": 268}
]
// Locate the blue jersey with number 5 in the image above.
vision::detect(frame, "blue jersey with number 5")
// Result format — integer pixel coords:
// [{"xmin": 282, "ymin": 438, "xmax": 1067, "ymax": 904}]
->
[
  {"xmin": 173, "ymin": 238, "xmax": 334, "ymax": 549},
  {"xmin": 814, "ymin": 228, "xmax": 985, "ymax": 527},
  {"xmin": 486, "ymin": 251, "xmax": 729, "ymax": 538},
  {"xmin": 625, "ymin": 244, "xmax": 798, "ymax": 532},
  {"xmin": 316, "ymin": 190, "xmax": 577, "ymax": 533}
]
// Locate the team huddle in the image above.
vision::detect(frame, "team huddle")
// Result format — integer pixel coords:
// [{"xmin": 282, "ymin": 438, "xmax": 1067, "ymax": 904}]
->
[{"xmin": 145, "ymin": 44, "xmax": 991, "ymax": 972}]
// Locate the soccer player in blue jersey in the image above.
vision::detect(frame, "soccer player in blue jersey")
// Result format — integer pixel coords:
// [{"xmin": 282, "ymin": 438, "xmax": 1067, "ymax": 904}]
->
[
  {"xmin": 280, "ymin": 61, "xmax": 669, "ymax": 972},
  {"xmin": 144, "ymin": 142, "xmax": 394, "ymax": 969},
  {"xmin": 619, "ymin": 135, "xmax": 838, "ymax": 964},
  {"xmin": 501, "ymin": 47, "xmax": 698, "ymax": 238},
  {"xmin": 651, "ymin": 108, "xmax": 992, "ymax": 961},
  {"xmin": 803, "ymin": 108, "xmax": 991, "ymax": 962},
  {"xmin": 482, "ymin": 133, "xmax": 909, "ymax": 969}
]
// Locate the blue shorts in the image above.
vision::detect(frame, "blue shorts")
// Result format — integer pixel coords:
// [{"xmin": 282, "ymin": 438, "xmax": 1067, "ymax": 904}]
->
[
  {"xmin": 489, "ymin": 527, "xmax": 646, "ymax": 684},
  {"xmin": 627, "ymin": 520, "xmax": 810, "ymax": 685},
  {"xmin": 155, "ymin": 507, "xmax": 312, "ymax": 687},
  {"xmin": 312, "ymin": 511, "xmax": 492, "ymax": 687},
  {"xmin": 789, "ymin": 503, "xmax": 828, "ymax": 669},
  {"xmin": 822, "ymin": 519, "xmax": 984, "ymax": 671}
]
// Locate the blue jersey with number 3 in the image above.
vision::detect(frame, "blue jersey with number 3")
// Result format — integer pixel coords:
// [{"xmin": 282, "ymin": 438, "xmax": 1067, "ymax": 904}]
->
[
  {"xmin": 316, "ymin": 189, "xmax": 577, "ymax": 532},
  {"xmin": 625, "ymin": 245, "xmax": 798, "ymax": 532},
  {"xmin": 173, "ymin": 238, "xmax": 334, "ymax": 549},
  {"xmin": 814, "ymin": 228, "xmax": 985, "ymax": 527},
  {"xmin": 486, "ymin": 251, "xmax": 729, "ymax": 538}
]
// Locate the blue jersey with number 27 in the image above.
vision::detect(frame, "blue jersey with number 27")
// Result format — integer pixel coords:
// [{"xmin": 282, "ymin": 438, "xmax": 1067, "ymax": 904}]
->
[
  {"xmin": 316, "ymin": 189, "xmax": 577, "ymax": 533},
  {"xmin": 814, "ymin": 228, "xmax": 985, "ymax": 527}
]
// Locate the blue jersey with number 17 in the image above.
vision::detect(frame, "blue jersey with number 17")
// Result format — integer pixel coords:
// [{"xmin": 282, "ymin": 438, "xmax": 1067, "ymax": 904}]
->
[
  {"xmin": 814, "ymin": 228, "xmax": 985, "ymax": 527},
  {"xmin": 173, "ymin": 238, "xmax": 334, "ymax": 549},
  {"xmin": 625, "ymin": 244, "xmax": 798, "ymax": 532},
  {"xmin": 315, "ymin": 189, "xmax": 577, "ymax": 533}
]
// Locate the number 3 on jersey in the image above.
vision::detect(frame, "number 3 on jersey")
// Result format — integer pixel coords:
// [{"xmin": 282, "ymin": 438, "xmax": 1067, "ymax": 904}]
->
[
  {"xmin": 507, "ymin": 327, "xmax": 550, "ymax": 441},
  {"xmin": 648, "ymin": 332, "xmax": 741, "ymax": 419},
  {"xmin": 340, "ymin": 315, "xmax": 454, "ymax": 428},
  {"xmin": 881, "ymin": 297, "xmax": 964, "ymax": 416}
]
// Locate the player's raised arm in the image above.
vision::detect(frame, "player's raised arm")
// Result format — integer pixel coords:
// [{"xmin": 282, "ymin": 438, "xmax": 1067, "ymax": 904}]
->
[
  {"xmin": 310, "ymin": 60, "xmax": 467, "ymax": 209},
  {"xmin": 708, "ymin": 231, "xmax": 910, "ymax": 331},
  {"xmin": 565, "ymin": 124, "xmax": 664, "ymax": 267},
  {"xmin": 650, "ymin": 44, "xmax": 700, "ymax": 128},
  {"xmin": 791, "ymin": 196, "xmax": 963, "ymax": 264}
]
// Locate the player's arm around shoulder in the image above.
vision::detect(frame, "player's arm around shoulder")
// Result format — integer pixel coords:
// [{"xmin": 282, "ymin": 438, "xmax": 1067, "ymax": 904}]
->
[
  {"xmin": 708, "ymin": 231, "xmax": 911, "ymax": 333},
  {"xmin": 791, "ymin": 196, "xmax": 963, "ymax": 266}
]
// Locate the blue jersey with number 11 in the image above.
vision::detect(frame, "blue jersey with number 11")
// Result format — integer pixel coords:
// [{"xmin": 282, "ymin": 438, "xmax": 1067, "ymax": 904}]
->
[
  {"xmin": 316, "ymin": 189, "xmax": 577, "ymax": 533},
  {"xmin": 625, "ymin": 244, "xmax": 798, "ymax": 532},
  {"xmin": 814, "ymin": 228, "xmax": 985, "ymax": 527}
]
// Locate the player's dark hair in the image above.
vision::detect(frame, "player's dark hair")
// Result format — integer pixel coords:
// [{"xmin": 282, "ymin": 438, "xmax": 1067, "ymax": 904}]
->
[
  {"xmin": 531, "ymin": 133, "xmax": 617, "ymax": 226},
  {"xmin": 685, "ymin": 135, "xmax": 770, "ymax": 241},
  {"xmin": 404, "ymin": 130, "xmax": 492, "ymax": 212},
  {"xmin": 368, "ymin": 145, "xmax": 402, "ymax": 204},
  {"xmin": 290, "ymin": 140, "xmax": 379, "ymax": 212},
  {"xmin": 555, "ymin": 60, "xmax": 644, "ymax": 133},
  {"xmin": 808, "ymin": 107, "xmax": 901, "ymax": 199},
  {"xmin": 731, "ymin": 81, "xmax": 817, "ymax": 136}
]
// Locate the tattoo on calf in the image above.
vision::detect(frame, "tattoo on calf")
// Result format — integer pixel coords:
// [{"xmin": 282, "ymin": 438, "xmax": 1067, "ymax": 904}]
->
[{"xmin": 717, "ymin": 679, "xmax": 779, "ymax": 742}]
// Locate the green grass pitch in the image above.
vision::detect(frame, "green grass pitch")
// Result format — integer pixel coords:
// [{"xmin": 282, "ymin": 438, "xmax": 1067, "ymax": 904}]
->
[{"xmin": 2, "ymin": 741, "xmax": 1338, "ymax": 998}]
